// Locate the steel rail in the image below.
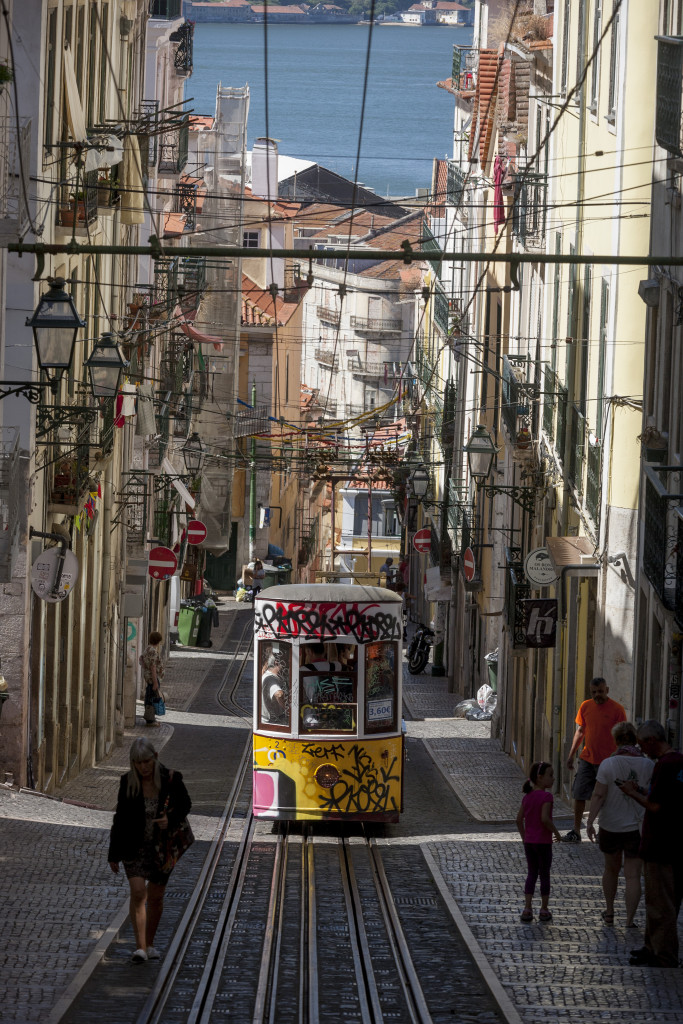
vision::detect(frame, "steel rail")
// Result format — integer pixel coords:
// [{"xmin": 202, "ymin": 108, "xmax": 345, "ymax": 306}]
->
[
  {"xmin": 6, "ymin": 238, "xmax": 675, "ymax": 265},
  {"xmin": 339, "ymin": 839, "xmax": 382, "ymax": 1024}
]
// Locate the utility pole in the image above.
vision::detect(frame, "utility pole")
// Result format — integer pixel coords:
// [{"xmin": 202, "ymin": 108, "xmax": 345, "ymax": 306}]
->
[{"xmin": 249, "ymin": 380, "xmax": 257, "ymax": 562}]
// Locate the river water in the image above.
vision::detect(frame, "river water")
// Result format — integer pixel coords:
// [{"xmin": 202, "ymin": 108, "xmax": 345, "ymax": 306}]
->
[{"xmin": 190, "ymin": 22, "xmax": 473, "ymax": 199}]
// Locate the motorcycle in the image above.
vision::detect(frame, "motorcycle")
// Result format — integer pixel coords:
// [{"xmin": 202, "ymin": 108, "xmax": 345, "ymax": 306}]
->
[{"xmin": 407, "ymin": 623, "xmax": 434, "ymax": 674}]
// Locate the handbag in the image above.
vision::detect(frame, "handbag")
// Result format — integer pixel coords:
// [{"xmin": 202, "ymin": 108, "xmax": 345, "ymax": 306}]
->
[
  {"xmin": 152, "ymin": 692, "xmax": 166, "ymax": 716},
  {"xmin": 159, "ymin": 816, "xmax": 195, "ymax": 873}
]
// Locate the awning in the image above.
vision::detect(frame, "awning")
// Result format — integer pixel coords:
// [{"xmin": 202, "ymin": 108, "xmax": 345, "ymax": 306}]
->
[
  {"xmin": 120, "ymin": 135, "xmax": 145, "ymax": 225},
  {"xmin": 545, "ymin": 536, "xmax": 600, "ymax": 574},
  {"xmin": 62, "ymin": 44, "xmax": 88, "ymax": 144},
  {"xmin": 161, "ymin": 457, "xmax": 196, "ymax": 509},
  {"xmin": 173, "ymin": 306, "xmax": 224, "ymax": 351}
]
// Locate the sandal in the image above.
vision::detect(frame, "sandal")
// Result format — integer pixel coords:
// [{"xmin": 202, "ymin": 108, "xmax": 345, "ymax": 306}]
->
[
  {"xmin": 520, "ymin": 910, "xmax": 533, "ymax": 922},
  {"xmin": 601, "ymin": 910, "xmax": 614, "ymax": 925},
  {"xmin": 539, "ymin": 909, "xmax": 553, "ymax": 921}
]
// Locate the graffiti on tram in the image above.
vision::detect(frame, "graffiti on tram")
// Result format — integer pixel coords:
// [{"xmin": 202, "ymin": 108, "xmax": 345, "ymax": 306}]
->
[
  {"xmin": 253, "ymin": 735, "xmax": 402, "ymax": 818},
  {"xmin": 255, "ymin": 601, "xmax": 401, "ymax": 644}
]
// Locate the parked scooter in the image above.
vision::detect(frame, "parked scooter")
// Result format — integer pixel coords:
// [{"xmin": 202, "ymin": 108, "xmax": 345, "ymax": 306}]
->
[{"xmin": 407, "ymin": 623, "xmax": 435, "ymax": 674}]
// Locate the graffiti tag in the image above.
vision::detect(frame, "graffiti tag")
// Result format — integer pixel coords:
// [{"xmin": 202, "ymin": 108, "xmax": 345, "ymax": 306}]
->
[
  {"xmin": 255, "ymin": 601, "xmax": 400, "ymax": 643},
  {"xmin": 317, "ymin": 743, "xmax": 400, "ymax": 814}
]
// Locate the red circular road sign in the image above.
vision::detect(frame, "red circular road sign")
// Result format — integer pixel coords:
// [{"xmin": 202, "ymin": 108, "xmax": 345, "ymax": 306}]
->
[
  {"xmin": 463, "ymin": 546, "xmax": 476, "ymax": 582},
  {"xmin": 148, "ymin": 546, "xmax": 178, "ymax": 581},
  {"xmin": 413, "ymin": 527, "xmax": 431, "ymax": 553},
  {"xmin": 186, "ymin": 519, "xmax": 207, "ymax": 545}
]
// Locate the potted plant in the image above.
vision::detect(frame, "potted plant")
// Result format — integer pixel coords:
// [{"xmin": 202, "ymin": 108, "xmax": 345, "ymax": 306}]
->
[
  {"xmin": 637, "ymin": 425, "xmax": 668, "ymax": 463},
  {"xmin": 0, "ymin": 62, "xmax": 13, "ymax": 93},
  {"xmin": 97, "ymin": 175, "xmax": 111, "ymax": 206},
  {"xmin": 69, "ymin": 191, "xmax": 86, "ymax": 222}
]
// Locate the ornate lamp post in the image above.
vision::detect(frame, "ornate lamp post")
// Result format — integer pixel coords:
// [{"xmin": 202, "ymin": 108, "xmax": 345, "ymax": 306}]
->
[
  {"xmin": 84, "ymin": 332, "xmax": 127, "ymax": 397},
  {"xmin": 182, "ymin": 431, "xmax": 205, "ymax": 475}
]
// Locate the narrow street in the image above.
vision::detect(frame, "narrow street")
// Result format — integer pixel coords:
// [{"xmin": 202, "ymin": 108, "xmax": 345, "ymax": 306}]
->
[{"xmin": 1, "ymin": 602, "xmax": 681, "ymax": 1024}]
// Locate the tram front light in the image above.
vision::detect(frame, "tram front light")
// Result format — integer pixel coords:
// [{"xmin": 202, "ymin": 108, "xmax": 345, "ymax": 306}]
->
[{"xmin": 314, "ymin": 763, "xmax": 340, "ymax": 789}]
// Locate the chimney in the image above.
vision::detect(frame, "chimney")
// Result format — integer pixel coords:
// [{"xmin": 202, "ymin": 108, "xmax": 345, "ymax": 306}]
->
[{"xmin": 252, "ymin": 137, "xmax": 279, "ymax": 202}]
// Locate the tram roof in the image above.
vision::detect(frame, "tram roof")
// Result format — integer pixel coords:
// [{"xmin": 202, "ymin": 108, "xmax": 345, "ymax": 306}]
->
[{"xmin": 255, "ymin": 583, "xmax": 402, "ymax": 604}]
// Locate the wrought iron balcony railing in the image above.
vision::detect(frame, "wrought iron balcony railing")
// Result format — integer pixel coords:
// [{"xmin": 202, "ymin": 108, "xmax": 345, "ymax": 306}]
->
[
  {"xmin": 171, "ymin": 22, "xmax": 194, "ymax": 77},
  {"xmin": 512, "ymin": 172, "xmax": 548, "ymax": 249},
  {"xmin": 350, "ymin": 315, "xmax": 402, "ymax": 333},
  {"xmin": 543, "ymin": 365, "xmax": 556, "ymax": 442},
  {"xmin": 175, "ymin": 179, "xmax": 199, "ymax": 232},
  {"xmin": 58, "ymin": 168, "xmax": 98, "ymax": 229},
  {"xmin": 314, "ymin": 347, "xmax": 339, "ymax": 369},
  {"xmin": 159, "ymin": 113, "xmax": 190, "ymax": 175},
  {"xmin": 642, "ymin": 465, "xmax": 683, "ymax": 626},
  {"xmin": 446, "ymin": 160, "xmax": 467, "ymax": 211},
  {"xmin": 317, "ymin": 305, "xmax": 341, "ymax": 325},
  {"xmin": 585, "ymin": 438, "xmax": 602, "ymax": 527},
  {"xmin": 556, "ymin": 383, "xmax": 568, "ymax": 468},
  {"xmin": 568, "ymin": 404, "xmax": 586, "ymax": 493},
  {"xmin": 655, "ymin": 36, "xmax": 683, "ymax": 157},
  {"xmin": 501, "ymin": 355, "xmax": 529, "ymax": 441}
]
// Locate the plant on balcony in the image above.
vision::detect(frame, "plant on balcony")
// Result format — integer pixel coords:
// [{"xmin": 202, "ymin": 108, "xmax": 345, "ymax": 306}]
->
[
  {"xmin": 637, "ymin": 426, "xmax": 668, "ymax": 462},
  {"xmin": 0, "ymin": 62, "xmax": 13, "ymax": 88}
]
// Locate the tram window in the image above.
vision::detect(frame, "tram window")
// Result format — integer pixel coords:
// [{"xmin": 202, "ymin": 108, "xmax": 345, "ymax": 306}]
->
[
  {"xmin": 365, "ymin": 642, "xmax": 398, "ymax": 732},
  {"xmin": 259, "ymin": 641, "xmax": 291, "ymax": 730},
  {"xmin": 300, "ymin": 642, "xmax": 357, "ymax": 733}
]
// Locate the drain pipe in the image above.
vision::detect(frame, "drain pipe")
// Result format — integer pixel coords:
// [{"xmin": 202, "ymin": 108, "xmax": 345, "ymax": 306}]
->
[{"xmin": 96, "ymin": 460, "xmax": 113, "ymax": 761}]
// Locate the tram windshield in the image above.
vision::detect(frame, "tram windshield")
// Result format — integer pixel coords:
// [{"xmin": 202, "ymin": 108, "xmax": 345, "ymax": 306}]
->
[
  {"xmin": 365, "ymin": 642, "xmax": 398, "ymax": 732},
  {"xmin": 299, "ymin": 642, "xmax": 357, "ymax": 733},
  {"xmin": 259, "ymin": 641, "xmax": 292, "ymax": 729}
]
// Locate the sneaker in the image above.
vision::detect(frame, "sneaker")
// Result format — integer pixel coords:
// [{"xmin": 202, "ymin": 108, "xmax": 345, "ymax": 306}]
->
[
  {"xmin": 146, "ymin": 946, "xmax": 160, "ymax": 960},
  {"xmin": 562, "ymin": 829, "xmax": 581, "ymax": 843},
  {"xmin": 131, "ymin": 948, "xmax": 148, "ymax": 963}
]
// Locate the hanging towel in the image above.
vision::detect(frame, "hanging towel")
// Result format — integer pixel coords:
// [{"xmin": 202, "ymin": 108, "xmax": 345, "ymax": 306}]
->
[
  {"xmin": 493, "ymin": 155, "xmax": 506, "ymax": 234},
  {"xmin": 121, "ymin": 381, "xmax": 137, "ymax": 418},
  {"xmin": 135, "ymin": 383, "xmax": 156, "ymax": 436}
]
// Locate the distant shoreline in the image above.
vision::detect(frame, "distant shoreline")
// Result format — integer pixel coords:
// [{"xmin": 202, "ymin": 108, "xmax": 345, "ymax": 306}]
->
[{"xmin": 184, "ymin": 3, "xmax": 472, "ymax": 26}]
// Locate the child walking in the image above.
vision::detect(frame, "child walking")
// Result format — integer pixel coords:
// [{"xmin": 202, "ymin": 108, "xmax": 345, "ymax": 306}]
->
[{"xmin": 516, "ymin": 761, "xmax": 561, "ymax": 922}]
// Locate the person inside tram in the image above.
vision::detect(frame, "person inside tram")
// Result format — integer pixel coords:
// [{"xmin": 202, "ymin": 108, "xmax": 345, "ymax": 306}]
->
[
  {"xmin": 261, "ymin": 652, "xmax": 289, "ymax": 725},
  {"xmin": 300, "ymin": 643, "xmax": 353, "ymax": 724}
]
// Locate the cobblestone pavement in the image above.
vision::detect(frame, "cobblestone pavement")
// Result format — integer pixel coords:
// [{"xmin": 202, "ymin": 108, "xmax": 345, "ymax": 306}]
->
[{"xmin": 0, "ymin": 621, "xmax": 681, "ymax": 1024}]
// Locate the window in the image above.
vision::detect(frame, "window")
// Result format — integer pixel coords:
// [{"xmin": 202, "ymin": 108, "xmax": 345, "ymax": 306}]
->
[
  {"xmin": 243, "ymin": 230, "xmax": 260, "ymax": 248},
  {"xmin": 579, "ymin": 265, "xmax": 591, "ymax": 415},
  {"xmin": 365, "ymin": 642, "xmax": 399, "ymax": 733},
  {"xmin": 259, "ymin": 641, "xmax": 291, "ymax": 731},
  {"xmin": 353, "ymin": 494, "xmax": 398, "ymax": 537},
  {"xmin": 551, "ymin": 233, "xmax": 562, "ymax": 371},
  {"xmin": 589, "ymin": 0, "xmax": 602, "ymax": 113},
  {"xmin": 44, "ymin": 9, "xmax": 58, "ymax": 149},
  {"xmin": 596, "ymin": 279, "xmax": 609, "ymax": 438},
  {"xmin": 560, "ymin": 0, "xmax": 571, "ymax": 95},
  {"xmin": 607, "ymin": 4, "xmax": 620, "ymax": 125},
  {"xmin": 575, "ymin": 0, "xmax": 586, "ymax": 96},
  {"xmin": 299, "ymin": 643, "xmax": 357, "ymax": 734}
]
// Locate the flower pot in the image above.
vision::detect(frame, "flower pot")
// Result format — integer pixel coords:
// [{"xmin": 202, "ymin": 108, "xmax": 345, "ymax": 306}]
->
[{"xmin": 643, "ymin": 444, "xmax": 667, "ymax": 463}]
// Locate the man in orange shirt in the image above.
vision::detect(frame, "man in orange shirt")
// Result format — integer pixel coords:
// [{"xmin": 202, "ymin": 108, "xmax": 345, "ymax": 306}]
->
[{"xmin": 563, "ymin": 677, "xmax": 626, "ymax": 842}]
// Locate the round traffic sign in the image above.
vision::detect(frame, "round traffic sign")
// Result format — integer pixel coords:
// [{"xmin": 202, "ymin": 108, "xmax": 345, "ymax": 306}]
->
[
  {"xmin": 463, "ymin": 546, "xmax": 476, "ymax": 582},
  {"xmin": 186, "ymin": 519, "xmax": 207, "ymax": 545},
  {"xmin": 413, "ymin": 527, "xmax": 431, "ymax": 553},
  {"xmin": 524, "ymin": 547, "xmax": 558, "ymax": 586},
  {"xmin": 148, "ymin": 546, "xmax": 178, "ymax": 581}
]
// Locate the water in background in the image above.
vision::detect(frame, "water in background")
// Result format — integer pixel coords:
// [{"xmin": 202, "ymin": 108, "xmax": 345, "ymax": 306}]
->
[{"xmin": 190, "ymin": 22, "xmax": 473, "ymax": 199}]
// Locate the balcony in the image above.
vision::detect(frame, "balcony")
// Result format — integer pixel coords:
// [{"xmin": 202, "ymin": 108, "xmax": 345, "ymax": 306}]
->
[
  {"xmin": 452, "ymin": 44, "xmax": 477, "ymax": 92},
  {"xmin": 655, "ymin": 36, "xmax": 683, "ymax": 157},
  {"xmin": 0, "ymin": 117, "xmax": 30, "ymax": 244},
  {"xmin": 175, "ymin": 177, "xmax": 200, "ymax": 232},
  {"xmin": 543, "ymin": 366, "xmax": 556, "ymax": 442},
  {"xmin": 149, "ymin": 0, "xmax": 182, "ymax": 17},
  {"xmin": 317, "ymin": 305, "xmax": 340, "ymax": 325},
  {"xmin": 642, "ymin": 465, "xmax": 683, "ymax": 625},
  {"xmin": 348, "ymin": 358, "xmax": 401, "ymax": 380},
  {"xmin": 350, "ymin": 315, "xmax": 402, "ymax": 333},
  {"xmin": 585, "ymin": 438, "xmax": 602, "ymax": 527},
  {"xmin": 171, "ymin": 22, "xmax": 194, "ymax": 77},
  {"xmin": 57, "ymin": 169, "xmax": 98, "ymax": 230},
  {"xmin": 512, "ymin": 172, "xmax": 548, "ymax": 249},
  {"xmin": 314, "ymin": 347, "xmax": 339, "ymax": 369},
  {"xmin": 159, "ymin": 113, "xmax": 190, "ymax": 175},
  {"xmin": 567, "ymin": 404, "xmax": 586, "ymax": 494},
  {"xmin": 555, "ymin": 383, "xmax": 568, "ymax": 467},
  {"xmin": 505, "ymin": 548, "xmax": 531, "ymax": 650},
  {"xmin": 501, "ymin": 355, "xmax": 529, "ymax": 441},
  {"xmin": 232, "ymin": 403, "xmax": 271, "ymax": 438},
  {"xmin": 446, "ymin": 160, "xmax": 467, "ymax": 210}
]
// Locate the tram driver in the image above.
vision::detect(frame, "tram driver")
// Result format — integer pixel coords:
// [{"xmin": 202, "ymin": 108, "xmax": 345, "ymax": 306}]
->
[{"xmin": 261, "ymin": 652, "xmax": 289, "ymax": 725}]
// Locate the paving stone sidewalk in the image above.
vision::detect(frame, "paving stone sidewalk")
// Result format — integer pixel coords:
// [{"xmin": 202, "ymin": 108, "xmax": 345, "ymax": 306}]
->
[{"xmin": 401, "ymin": 667, "xmax": 683, "ymax": 1024}]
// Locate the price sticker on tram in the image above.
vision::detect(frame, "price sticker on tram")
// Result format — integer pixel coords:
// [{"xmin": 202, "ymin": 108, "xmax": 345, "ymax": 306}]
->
[{"xmin": 367, "ymin": 698, "xmax": 393, "ymax": 723}]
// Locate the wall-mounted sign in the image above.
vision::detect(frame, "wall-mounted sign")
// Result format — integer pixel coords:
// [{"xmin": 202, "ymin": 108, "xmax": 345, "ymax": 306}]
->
[
  {"xmin": 148, "ymin": 546, "xmax": 178, "ymax": 581},
  {"xmin": 463, "ymin": 546, "xmax": 476, "ymax": 582},
  {"xmin": 413, "ymin": 527, "xmax": 431, "ymax": 553},
  {"xmin": 30, "ymin": 547, "xmax": 79, "ymax": 603},
  {"xmin": 524, "ymin": 547, "xmax": 559, "ymax": 587},
  {"xmin": 522, "ymin": 599, "xmax": 558, "ymax": 648}
]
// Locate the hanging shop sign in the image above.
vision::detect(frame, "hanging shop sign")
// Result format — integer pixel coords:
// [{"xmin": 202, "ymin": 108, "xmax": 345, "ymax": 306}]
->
[
  {"xmin": 186, "ymin": 520, "xmax": 207, "ymax": 545},
  {"xmin": 30, "ymin": 547, "xmax": 80, "ymax": 603},
  {"xmin": 148, "ymin": 546, "xmax": 178, "ymax": 581},
  {"xmin": 413, "ymin": 527, "xmax": 431, "ymax": 553},
  {"xmin": 524, "ymin": 547, "xmax": 559, "ymax": 587},
  {"xmin": 522, "ymin": 599, "xmax": 558, "ymax": 648}
]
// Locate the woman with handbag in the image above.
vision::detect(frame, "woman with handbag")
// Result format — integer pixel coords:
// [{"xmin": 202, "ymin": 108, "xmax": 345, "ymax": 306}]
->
[
  {"xmin": 107, "ymin": 737, "xmax": 194, "ymax": 963},
  {"xmin": 140, "ymin": 631, "xmax": 165, "ymax": 726}
]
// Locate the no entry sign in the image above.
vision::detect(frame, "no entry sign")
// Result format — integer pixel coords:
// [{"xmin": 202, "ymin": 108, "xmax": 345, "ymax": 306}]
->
[
  {"xmin": 148, "ymin": 546, "xmax": 178, "ymax": 581},
  {"xmin": 463, "ymin": 546, "xmax": 476, "ymax": 582},
  {"xmin": 413, "ymin": 527, "xmax": 431, "ymax": 553},
  {"xmin": 186, "ymin": 519, "xmax": 207, "ymax": 545}
]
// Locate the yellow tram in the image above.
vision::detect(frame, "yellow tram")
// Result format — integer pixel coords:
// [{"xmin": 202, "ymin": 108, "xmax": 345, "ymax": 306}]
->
[{"xmin": 252, "ymin": 584, "xmax": 404, "ymax": 822}]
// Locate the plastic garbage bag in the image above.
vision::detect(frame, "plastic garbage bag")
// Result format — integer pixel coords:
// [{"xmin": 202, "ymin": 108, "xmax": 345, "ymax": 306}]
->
[
  {"xmin": 454, "ymin": 698, "xmax": 479, "ymax": 718},
  {"xmin": 477, "ymin": 683, "xmax": 497, "ymax": 712},
  {"xmin": 466, "ymin": 707, "xmax": 493, "ymax": 721},
  {"xmin": 235, "ymin": 587, "xmax": 249, "ymax": 603}
]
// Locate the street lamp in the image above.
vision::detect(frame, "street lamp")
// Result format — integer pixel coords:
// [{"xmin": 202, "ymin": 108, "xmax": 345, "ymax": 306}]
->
[
  {"xmin": 182, "ymin": 431, "xmax": 205, "ymax": 475},
  {"xmin": 25, "ymin": 277, "xmax": 85, "ymax": 381},
  {"xmin": 464, "ymin": 424, "xmax": 497, "ymax": 482},
  {"xmin": 410, "ymin": 465, "xmax": 430, "ymax": 498},
  {"xmin": 84, "ymin": 332, "xmax": 127, "ymax": 397}
]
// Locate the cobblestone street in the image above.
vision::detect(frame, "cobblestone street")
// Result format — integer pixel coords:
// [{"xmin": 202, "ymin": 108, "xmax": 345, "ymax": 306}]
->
[{"xmin": 0, "ymin": 603, "xmax": 681, "ymax": 1024}]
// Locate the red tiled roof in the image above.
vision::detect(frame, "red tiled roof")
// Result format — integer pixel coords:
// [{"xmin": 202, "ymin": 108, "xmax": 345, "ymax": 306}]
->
[
  {"xmin": 189, "ymin": 115, "xmax": 214, "ymax": 131},
  {"xmin": 468, "ymin": 49, "xmax": 500, "ymax": 169},
  {"xmin": 163, "ymin": 211, "xmax": 186, "ymax": 237},
  {"xmin": 430, "ymin": 158, "xmax": 448, "ymax": 216},
  {"xmin": 241, "ymin": 274, "xmax": 301, "ymax": 327}
]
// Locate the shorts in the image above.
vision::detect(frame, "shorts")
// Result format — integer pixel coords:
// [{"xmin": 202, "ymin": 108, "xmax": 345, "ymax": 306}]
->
[
  {"xmin": 572, "ymin": 759, "xmax": 599, "ymax": 801},
  {"xmin": 598, "ymin": 827, "xmax": 642, "ymax": 858}
]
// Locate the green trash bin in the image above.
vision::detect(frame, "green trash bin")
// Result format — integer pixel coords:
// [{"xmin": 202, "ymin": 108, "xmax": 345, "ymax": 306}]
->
[
  {"xmin": 178, "ymin": 606, "xmax": 201, "ymax": 647},
  {"xmin": 277, "ymin": 564, "xmax": 292, "ymax": 585}
]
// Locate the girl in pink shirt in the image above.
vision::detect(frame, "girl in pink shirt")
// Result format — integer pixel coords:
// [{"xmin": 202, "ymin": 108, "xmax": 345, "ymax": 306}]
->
[{"xmin": 516, "ymin": 761, "xmax": 562, "ymax": 922}]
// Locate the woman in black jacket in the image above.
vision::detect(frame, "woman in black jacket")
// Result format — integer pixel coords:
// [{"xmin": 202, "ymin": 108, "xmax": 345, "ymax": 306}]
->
[{"xmin": 108, "ymin": 737, "xmax": 192, "ymax": 963}]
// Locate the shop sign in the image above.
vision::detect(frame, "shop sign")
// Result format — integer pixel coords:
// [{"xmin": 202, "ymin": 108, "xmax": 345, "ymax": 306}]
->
[
  {"xmin": 30, "ymin": 547, "xmax": 80, "ymax": 603},
  {"xmin": 522, "ymin": 599, "xmax": 558, "ymax": 648}
]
